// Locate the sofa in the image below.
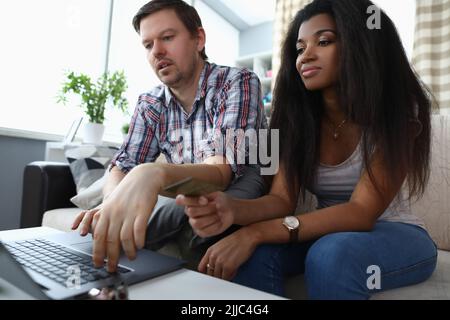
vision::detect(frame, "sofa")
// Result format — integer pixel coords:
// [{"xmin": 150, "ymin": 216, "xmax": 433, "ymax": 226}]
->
[{"xmin": 21, "ymin": 115, "xmax": 450, "ymax": 299}]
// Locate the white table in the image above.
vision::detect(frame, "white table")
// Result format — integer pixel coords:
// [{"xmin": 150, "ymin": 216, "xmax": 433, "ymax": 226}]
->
[{"xmin": 0, "ymin": 227, "xmax": 284, "ymax": 300}]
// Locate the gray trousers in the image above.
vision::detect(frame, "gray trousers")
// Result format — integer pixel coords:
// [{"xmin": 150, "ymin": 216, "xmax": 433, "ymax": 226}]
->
[{"xmin": 145, "ymin": 166, "xmax": 268, "ymax": 257}]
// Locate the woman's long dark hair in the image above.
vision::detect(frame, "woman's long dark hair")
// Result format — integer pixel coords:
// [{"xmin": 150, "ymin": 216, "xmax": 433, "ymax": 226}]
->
[{"xmin": 270, "ymin": 0, "xmax": 434, "ymax": 203}]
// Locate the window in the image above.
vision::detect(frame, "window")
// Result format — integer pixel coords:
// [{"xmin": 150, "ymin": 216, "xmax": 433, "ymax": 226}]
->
[
  {"xmin": 106, "ymin": 0, "xmax": 160, "ymax": 143},
  {"xmin": 0, "ymin": 0, "xmax": 109, "ymax": 136},
  {"xmin": 0, "ymin": 0, "xmax": 239, "ymax": 143}
]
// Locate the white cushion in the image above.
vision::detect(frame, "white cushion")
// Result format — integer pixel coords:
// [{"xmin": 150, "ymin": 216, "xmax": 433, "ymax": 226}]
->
[
  {"xmin": 285, "ymin": 250, "xmax": 450, "ymax": 300},
  {"xmin": 42, "ymin": 208, "xmax": 82, "ymax": 232},
  {"xmin": 70, "ymin": 171, "xmax": 107, "ymax": 210},
  {"xmin": 371, "ymin": 250, "xmax": 450, "ymax": 300},
  {"xmin": 65, "ymin": 145, "xmax": 117, "ymax": 193},
  {"xmin": 411, "ymin": 115, "xmax": 450, "ymax": 250}
]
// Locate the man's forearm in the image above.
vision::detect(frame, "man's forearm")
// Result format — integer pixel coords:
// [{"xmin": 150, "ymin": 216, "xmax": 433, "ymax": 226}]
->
[
  {"xmin": 102, "ymin": 159, "xmax": 231, "ymax": 203},
  {"xmin": 139, "ymin": 161, "xmax": 232, "ymax": 191},
  {"xmin": 103, "ymin": 166, "xmax": 126, "ymax": 199}
]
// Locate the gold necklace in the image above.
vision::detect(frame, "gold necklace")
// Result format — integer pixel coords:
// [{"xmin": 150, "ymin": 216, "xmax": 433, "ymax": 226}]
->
[{"xmin": 326, "ymin": 118, "xmax": 348, "ymax": 140}]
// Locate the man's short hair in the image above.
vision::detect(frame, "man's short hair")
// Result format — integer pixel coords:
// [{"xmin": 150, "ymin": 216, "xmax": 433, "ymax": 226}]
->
[{"xmin": 132, "ymin": 0, "xmax": 208, "ymax": 60}]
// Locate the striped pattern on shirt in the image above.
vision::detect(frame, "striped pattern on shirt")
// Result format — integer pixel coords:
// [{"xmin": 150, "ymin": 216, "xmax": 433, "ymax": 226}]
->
[{"xmin": 112, "ymin": 62, "xmax": 268, "ymax": 176}]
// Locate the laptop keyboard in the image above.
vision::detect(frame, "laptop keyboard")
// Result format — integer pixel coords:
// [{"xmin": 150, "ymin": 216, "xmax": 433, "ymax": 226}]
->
[{"xmin": 4, "ymin": 239, "xmax": 130, "ymax": 287}]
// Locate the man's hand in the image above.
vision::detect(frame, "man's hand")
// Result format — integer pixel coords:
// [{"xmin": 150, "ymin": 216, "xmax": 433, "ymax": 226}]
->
[
  {"xmin": 89, "ymin": 164, "xmax": 163, "ymax": 272},
  {"xmin": 72, "ymin": 204, "xmax": 103, "ymax": 236},
  {"xmin": 198, "ymin": 228, "xmax": 259, "ymax": 280},
  {"xmin": 72, "ymin": 159, "xmax": 231, "ymax": 273},
  {"xmin": 72, "ymin": 165, "xmax": 126, "ymax": 236},
  {"xmin": 175, "ymin": 192, "xmax": 236, "ymax": 237}
]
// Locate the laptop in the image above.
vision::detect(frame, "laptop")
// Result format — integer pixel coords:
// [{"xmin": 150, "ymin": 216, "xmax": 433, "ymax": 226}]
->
[{"xmin": 0, "ymin": 231, "xmax": 185, "ymax": 300}]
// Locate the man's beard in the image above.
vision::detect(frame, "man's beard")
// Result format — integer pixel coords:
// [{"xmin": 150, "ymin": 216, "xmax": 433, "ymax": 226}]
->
[
  {"xmin": 160, "ymin": 70, "xmax": 183, "ymax": 87},
  {"xmin": 161, "ymin": 62, "xmax": 196, "ymax": 89}
]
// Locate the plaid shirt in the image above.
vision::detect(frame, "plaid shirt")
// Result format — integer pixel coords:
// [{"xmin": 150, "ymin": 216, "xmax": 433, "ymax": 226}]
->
[{"xmin": 112, "ymin": 62, "xmax": 268, "ymax": 176}]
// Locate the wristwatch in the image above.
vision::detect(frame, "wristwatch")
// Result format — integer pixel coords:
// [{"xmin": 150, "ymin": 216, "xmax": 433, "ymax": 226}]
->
[{"xmin": 282, "ymin": 216, "xmax": 300, "ymax": 243}]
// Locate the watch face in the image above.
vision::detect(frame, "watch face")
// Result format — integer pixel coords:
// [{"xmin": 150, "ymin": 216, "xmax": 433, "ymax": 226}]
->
[{"xmin": 284, "ymin": 216, "xmax": 299, "ymax": 229}]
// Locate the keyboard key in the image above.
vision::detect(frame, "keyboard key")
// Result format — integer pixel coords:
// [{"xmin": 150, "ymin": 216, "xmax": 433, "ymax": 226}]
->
[
  {"xmin": 9, "ymin": 239, "xmax": 131, "ymax": 285},
  {"xmin": 53, "ymin": 269, "xmax": 66, "ymax": 276}
]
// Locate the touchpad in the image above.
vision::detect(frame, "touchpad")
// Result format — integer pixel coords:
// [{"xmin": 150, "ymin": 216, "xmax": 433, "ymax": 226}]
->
[{"xmin": 71, "ymin": 242, "xmax": 93, "ymax": 255}]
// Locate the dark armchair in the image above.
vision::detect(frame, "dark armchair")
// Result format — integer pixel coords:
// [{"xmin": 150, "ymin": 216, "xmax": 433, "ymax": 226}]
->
[{"xmin": 21, "ymin": 162, "xmax": 76, "ymax": 228}]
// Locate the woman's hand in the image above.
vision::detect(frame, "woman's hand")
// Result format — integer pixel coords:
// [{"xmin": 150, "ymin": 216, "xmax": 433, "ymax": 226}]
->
[
  {"xmin": 176, "ymin": 192, "xmax": 237, "ymax": 237},
  {"xmin": 198, "ymin": 227, "xmax": 260, "ymax": 280}
]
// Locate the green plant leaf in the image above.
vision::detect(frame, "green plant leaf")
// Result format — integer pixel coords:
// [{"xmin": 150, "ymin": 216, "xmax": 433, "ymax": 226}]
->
[{"xmin": 56, "ymin": 70, "xmax": 129, "ymax": 124}]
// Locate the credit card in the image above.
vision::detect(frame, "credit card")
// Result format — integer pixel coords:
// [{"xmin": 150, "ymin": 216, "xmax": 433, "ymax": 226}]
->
[{"xmin": 160, "ymin": 177, "xmax": 223, "ymax": 198}]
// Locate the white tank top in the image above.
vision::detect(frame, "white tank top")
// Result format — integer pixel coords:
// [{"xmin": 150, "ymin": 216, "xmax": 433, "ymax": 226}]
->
[{"xmin": 309, "ymin": 140, "xmax": 425, "ymax": 228}]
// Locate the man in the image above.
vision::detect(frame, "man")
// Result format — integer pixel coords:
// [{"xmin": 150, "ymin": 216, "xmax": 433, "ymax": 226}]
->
[{"xmin": 72, "ymin": 0, "xmax": 267, "ymax": 272}]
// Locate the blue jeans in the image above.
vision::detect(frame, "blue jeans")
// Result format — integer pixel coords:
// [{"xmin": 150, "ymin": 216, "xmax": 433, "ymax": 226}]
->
[{"xmin": 232, "ymin": 221, "xmax": 437, "ymax": 299}]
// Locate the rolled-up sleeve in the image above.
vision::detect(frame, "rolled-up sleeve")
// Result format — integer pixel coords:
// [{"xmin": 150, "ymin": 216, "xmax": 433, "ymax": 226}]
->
[
  {"xmin": 199, "ymin": 70, "xmax": 267, "ymax": 176},
  {"xmin": 111, "ymin": 95, "xmax": 161, "ymax": 173}
]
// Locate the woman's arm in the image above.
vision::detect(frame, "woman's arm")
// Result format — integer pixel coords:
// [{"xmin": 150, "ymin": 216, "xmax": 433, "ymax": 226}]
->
[
  {"xmin": 248, "ymin": 151, "xmax": 408, "ymax": 244},
  {"xmin": 196, "ymin": 152, "xmax": 409, "ymax": 280},
  {"xmin": 232, "ymin": 165, "xmax": 297, "ymax": 225}
]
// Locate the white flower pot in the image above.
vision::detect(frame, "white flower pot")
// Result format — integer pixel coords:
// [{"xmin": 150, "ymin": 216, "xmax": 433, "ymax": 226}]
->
[{"xmin": 83, "ymin": 122, "xmax": 105, "ymax": 145}]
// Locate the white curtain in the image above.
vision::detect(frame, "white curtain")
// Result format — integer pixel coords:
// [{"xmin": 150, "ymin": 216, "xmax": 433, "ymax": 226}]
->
[
  {"xmin": 272, "ymin": 0, "xmax": 313, "ymax": 81},
  {"xmin": 412, "ymin": 0, "xmax": 450, "ymax": 111}
]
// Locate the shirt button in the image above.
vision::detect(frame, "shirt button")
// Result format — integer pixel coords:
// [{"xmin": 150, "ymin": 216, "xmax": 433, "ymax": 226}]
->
[{"xmin": 186, "ymin": 146, "xmax": 191, "ymax": 151}]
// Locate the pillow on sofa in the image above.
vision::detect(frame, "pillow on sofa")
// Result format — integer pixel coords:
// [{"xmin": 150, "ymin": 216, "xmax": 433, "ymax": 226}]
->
[
  {"xmin": 70, "ymin": 170, "xmax": 108, "ymax": 210},
  {"xmin": 64, "ymin": 144, "xmax": 118, "ymax": 209},
  {"xmin": 411, "ymin": 115, "xmax": 450, "ymax": 251}
]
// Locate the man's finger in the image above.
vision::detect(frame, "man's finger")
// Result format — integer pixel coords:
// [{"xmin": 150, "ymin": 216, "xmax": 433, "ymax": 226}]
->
[
  {"xmin": 106, "ymin": 222, "xmax": 121, "ymax": 273},
  {"xmin": 120, "ymin": 220, "xmax": 137, "ymax": 261},
  {"xmin": 72, "ymin": 210, "xmax": 87, "ymax": 230},
  {"xmin": 92, "ymin": 213, "xmax": 108, "ymax": 268},
  {"xmin": 80, "ymin": 210, "xmax": 95, "ymax": 236},
  {"xmin": 133, "ymin": 214, "xmax": 148, "ymax": 249},
  {"xmin": 91, "ymin": 212, "xmax": 101, "ymax": 235}
]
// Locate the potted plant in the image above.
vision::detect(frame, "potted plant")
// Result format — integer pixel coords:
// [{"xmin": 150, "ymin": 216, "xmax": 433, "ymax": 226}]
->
[
  {"xmin": 57, "ymin": 70, "xmax": 128, "ymax": 144},
  {"xmin": 121, "ymin": 123, "xmax": 130, "ymax": 140}
]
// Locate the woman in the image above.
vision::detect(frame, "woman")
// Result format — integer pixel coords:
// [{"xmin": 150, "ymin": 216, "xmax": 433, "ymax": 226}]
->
[{"xmin": 177, "ymin": 0, "xmax": 437, "ymax": 299}]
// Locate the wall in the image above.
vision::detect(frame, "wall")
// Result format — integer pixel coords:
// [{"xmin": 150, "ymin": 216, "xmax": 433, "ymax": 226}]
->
[
  {"xmin": 195, "ymin": 0, "xmax": 240, "ymax": 67},
  {"xmin": 0, "ymin": 136, "xmax": 46, "ymax": 230},
  {"xmin": 239, "ymin": 22, "xmax": 273, "ymax": 57}
]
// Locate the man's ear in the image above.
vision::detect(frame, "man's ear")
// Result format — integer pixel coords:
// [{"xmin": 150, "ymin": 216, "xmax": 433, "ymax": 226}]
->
[{"xmin": 196, "ymin": 27, "xmax": 206, "ymax": 53}]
